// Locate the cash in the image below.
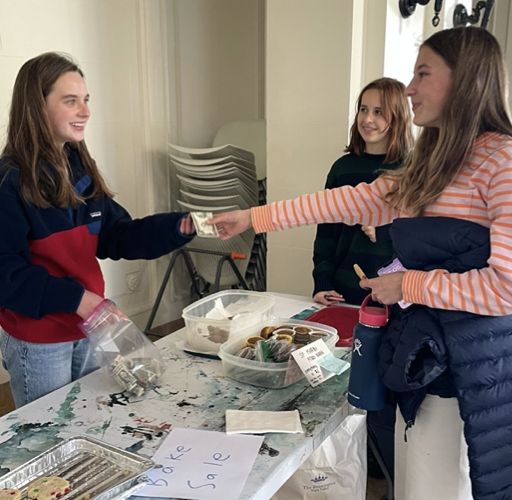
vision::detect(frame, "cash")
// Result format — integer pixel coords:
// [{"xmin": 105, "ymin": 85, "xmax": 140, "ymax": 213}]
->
[
  {"xmin": 191, "ymin": 211, "xmax": 219, "ymax": 238},
  {"xmin": 111, "ymin": 355, "xmax": 161, "ymax": 396}
]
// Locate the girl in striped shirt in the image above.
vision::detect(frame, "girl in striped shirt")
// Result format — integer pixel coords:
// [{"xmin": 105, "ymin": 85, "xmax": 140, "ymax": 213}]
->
[{"xmin": 211, "ymin": 27, "xmax": 512, "ymax": 500}]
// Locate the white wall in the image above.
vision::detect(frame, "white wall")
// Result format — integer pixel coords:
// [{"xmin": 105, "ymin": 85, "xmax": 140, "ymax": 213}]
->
[
  {"xmin": 265, "ymin": 0, "xmax": 356, "ymax": 297},
  {"xmin": 489, "ymin": 1, "xmax": 512, "ymax": 111}
]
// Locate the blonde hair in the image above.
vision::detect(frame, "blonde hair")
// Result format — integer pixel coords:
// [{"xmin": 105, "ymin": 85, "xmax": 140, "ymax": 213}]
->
[
  {"xmin": 384, "ymin": 27, "xmax": 512, "ymax": 216},
  {"xmin": 345, "ymin": 77, "xmax": 414, "ymax": 164},
  {"xmin": 2, "ymin": 52, "xmax": 114, "ymax": 208}
]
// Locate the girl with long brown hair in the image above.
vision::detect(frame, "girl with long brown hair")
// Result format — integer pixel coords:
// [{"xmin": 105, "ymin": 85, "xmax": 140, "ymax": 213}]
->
[
  {"xmin": 211, "ymin": 27, "xmax": 512, "ymax": 500},
  {"xmin": 0, "ymin": 52, "xmax": 195, "ymax": 408}
]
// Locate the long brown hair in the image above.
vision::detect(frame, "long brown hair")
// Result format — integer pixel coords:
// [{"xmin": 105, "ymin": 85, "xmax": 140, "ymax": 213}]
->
[
  {"xmin": 385, "ymin": 27, "xmax": 512, "ymax": 216},
  {"xmin": 1, "ymin": 52, "xmax": 114, "ymax": 208},
  {"xmin": 345, "ymin": 77, "xmax": 414, "ymax": 164}
]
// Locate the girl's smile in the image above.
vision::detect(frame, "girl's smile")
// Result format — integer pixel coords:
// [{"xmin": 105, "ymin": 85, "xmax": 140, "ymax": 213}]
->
[
  {"xmin": 357, "ymin": 89, "xmax": 390, "ymax": 154},
  {"xmin": 45, "ymin": 71, "xmax": 90, "ymax": 147}
]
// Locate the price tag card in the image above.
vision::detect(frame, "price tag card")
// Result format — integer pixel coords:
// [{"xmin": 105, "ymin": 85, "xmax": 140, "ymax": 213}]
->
[
  {"xmin": 290, "ymin": 339, "xmax": 337, "ymax": 387},
  {"xmin": 135, "ymin": 427, "xmax": 264, "ymax": 500}
]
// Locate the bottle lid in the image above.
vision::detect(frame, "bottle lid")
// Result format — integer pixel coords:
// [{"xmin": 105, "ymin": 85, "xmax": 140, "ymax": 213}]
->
[{"xmin": 359, "ymin": 295, "xmax": 389, "ymax": 327}]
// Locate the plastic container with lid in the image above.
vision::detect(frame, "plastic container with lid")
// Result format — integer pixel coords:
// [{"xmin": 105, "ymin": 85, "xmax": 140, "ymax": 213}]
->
[
  {"xmin": 182, "ymin": 290, "xmax": 276, "ymax": 354},
  {"xmin": 304, "ymin": 305, "xmax": 359, "ymax": 347},
  {"xmin": 218, "ymin": 318, "xmax": 339, "ymax": 388}
]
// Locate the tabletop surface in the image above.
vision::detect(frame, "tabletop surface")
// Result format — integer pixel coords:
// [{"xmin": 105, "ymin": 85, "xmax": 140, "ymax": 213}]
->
[{"xmin": 0, "ymin": 293, "xmax": 353, "ymax": 500}]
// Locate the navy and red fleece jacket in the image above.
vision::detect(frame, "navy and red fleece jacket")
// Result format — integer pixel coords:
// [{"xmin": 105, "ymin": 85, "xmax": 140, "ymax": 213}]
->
[{"xmin": 0, "ymin": 147, "xmax": 194, "ymax": 343}]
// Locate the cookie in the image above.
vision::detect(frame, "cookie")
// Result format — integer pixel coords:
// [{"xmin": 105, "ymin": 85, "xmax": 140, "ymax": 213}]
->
[
  {"xmin": 0, "ymin": 488, "xmax": 22, "ymax": 500},
  {"xmin": 27, "ymin": 477, "xmax": 70, "ymax": 500}
]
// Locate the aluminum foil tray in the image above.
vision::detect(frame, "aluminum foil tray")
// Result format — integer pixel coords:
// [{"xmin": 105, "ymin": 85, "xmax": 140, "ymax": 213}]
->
[{"xmin": 0, "ymin": 435, "xmax": 154, "ymax": 500}]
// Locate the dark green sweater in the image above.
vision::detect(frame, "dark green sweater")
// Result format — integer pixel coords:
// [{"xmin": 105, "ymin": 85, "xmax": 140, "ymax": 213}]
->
[{"xmin": 312, "ymin": 152, "xmax": 401, "ymax": 305}]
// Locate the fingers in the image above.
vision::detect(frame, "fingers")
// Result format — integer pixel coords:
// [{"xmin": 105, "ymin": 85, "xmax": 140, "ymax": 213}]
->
[
  {"xmin": 313, "ymin": 291, "xmax": 344, "ymax": 305},
  {"xmin": 359, "ymin": 278, "xmax": 372, "ymax": 290},
  {"xmin": 216, "ymin": 226, "xmax": 232, "ymax": 240},
  {"xmin": 206, "ymin": 209, "xmax": 252, "ymax": 240},
  {"xmin": 325, "ymin": 293, "xmax": 344, "ymax": 302},
  {"xmin": 180, "ymin": 215, "xmax": 195, "ymax": 235},
  {"xmin": 208, "ymin": 213, "xmax": 226, "ymax": 225},
  {"xmin": 361, "ymin": 225, "xmax": 376, "ymax": 243},
  {"xmin": 358, "ymin": 273, "xmax": 405, "ymax": 305},
  {"xmin": 207, "ymin": 212, "xmax": 236, "ymax": 240}
]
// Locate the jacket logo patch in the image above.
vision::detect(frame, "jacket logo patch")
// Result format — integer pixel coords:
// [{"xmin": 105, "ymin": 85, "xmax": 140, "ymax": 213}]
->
[{"xmin": 90, "ymin": 211, "xmax": 102, "ymax": 218}]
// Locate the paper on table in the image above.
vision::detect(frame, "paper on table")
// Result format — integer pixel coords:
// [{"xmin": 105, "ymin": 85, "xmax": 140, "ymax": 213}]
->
[
  {"xmin": 135, "ymin": 427, "xmax": 263, "ymax": 500},
  {"xmin": 291, "ymin": 339, "xmax": 337, "ymax": 387},
  {"xmin": 225, "ymin": 409, "xmax": 303, "ymax": 435},
  {"xmin": 317, "ymin": 352, "xmax": 350, "ymax": 375}
]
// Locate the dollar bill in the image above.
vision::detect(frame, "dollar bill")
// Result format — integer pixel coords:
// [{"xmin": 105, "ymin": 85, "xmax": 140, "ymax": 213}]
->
[{"xmin": 191, "ymin": 211, "xmax": 219, "ymax": 238}]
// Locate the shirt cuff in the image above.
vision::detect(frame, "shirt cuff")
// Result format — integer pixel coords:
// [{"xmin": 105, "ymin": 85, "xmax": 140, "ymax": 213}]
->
[
  {"xmin": 251, "ymin": 205, "xmax": 276, "ymax": 233},
  {"xmin": 402, "ymin": 270, "xmax": 429, "ymax": 305}
]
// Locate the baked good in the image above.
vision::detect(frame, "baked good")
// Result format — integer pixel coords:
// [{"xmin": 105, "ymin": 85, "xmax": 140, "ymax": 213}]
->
[
  {"xmin": 27, "ymin": 477, "xmax": 70, "ymax": 500},
  {"xmin": 0, "ymin": 488, "xmax": 22, "ymax": 500}
]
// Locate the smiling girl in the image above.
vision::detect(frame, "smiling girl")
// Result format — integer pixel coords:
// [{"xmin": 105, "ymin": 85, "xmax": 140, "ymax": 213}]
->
[
  {"xmin": 312, "ymin": 78, "xmax": 413, "ymax": 306},
  {"xmin": 211, "ymin": 27, "xmax": 512, "ymax": 500},
  {"xmin": 0, "ymin": 52, "xmax": 195, "ymax": 408}
]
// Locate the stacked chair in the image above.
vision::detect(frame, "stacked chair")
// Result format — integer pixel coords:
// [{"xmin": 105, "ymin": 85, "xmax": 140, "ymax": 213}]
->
[{"xmin": 168, "ymin": 120, "xmax": 267, "ymax": 293}]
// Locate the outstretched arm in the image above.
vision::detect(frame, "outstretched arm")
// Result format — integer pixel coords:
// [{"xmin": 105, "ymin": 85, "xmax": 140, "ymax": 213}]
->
[
  {"xmin": 208, "ymin": 209, "xmax": 252, "ymax": 240},
  {"xmin": 210, "ymin": 177, "xmax": 397, "ymax": 240}
]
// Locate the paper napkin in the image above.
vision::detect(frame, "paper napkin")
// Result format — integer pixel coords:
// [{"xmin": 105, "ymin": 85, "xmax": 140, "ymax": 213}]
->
[{"xmin": 225, "ymin": 409, "xmax": 303, "ymax": 435}]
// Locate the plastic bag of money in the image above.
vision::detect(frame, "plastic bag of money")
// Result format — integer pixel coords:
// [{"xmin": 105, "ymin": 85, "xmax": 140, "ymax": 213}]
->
[{"xmin": 78, "ymin": 299, "xmax": 166, "ymax": 396}]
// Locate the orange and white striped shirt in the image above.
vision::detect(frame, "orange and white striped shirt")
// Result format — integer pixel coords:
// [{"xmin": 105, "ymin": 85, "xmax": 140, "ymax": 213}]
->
[{"xmin": 252, "ymin": 132, "xmax": 512, "ymax": 316}]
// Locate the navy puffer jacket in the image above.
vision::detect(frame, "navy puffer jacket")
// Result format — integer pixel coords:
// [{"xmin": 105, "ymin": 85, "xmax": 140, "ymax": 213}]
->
[{"xmin": 378, "ymin": 217, "xmax": 512, "ymax": 500}]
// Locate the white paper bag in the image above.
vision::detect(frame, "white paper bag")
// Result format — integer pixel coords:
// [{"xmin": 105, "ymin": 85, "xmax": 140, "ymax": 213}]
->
[{"xmin": 271, "ymin": 413, "xmax": 367, "ymax": 500}]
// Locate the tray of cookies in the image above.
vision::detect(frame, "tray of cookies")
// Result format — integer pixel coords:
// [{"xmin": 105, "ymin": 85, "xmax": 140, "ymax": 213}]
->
[{"xmin": 0, "ymin": 435, "xmax": 154, "ymax": 500}]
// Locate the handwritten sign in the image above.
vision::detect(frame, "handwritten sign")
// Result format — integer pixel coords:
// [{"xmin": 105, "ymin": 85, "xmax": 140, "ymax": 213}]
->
[
  {"xmin": 291, "ymin": 339, "xmax": 336, "ymax": 387},
  {"xmin": 134, "ymin": 427, "xmax": 264, "ymax": 500}
]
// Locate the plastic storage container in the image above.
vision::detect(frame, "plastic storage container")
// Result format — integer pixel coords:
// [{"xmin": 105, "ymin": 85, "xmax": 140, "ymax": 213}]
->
[
  {"xmin": 182, "ymin": 290, "xmax": 276, "ymax": 354},
  {"xmin": 218, "ymin": 318, "xmax": 339, "ymax": 388}
]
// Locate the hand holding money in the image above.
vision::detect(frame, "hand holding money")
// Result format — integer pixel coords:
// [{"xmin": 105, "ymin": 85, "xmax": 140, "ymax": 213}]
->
[
  {"xmin": 179, "ymin": 214, "xmax": 195, "ymax": 235},
  {"xmin": 191, "ymin": 211, "xmax": 219, "ymax": 238},
  {"xmin": 207, "ymin": 209, "xmax": 252, "ymax": 240}
]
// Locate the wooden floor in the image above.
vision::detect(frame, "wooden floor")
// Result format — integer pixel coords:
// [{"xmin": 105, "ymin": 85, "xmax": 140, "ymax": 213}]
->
[
  {"xmin": 367, "ymin": 477, "xmax": 387, "ymax": 500},
  {"xmin": 0, "ymin": 381, "xmax": 14, "ymax": 417}
]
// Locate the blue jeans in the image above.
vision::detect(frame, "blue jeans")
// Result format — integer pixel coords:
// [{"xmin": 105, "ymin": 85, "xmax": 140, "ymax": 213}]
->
[{"xmin": 0, "ymin": 331, "xmax": 99, "ymax": 408}]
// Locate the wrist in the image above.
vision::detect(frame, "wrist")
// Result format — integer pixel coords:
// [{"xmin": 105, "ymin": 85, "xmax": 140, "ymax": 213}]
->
[{"xmin": 78, "ymin": 298, "xmax": 115, "ymax": 333}]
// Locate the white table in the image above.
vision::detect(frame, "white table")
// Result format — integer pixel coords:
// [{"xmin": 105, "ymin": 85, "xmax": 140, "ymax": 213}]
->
[{"xmin": 0, "ymin": 293, "xmax": 352, "ymax": 500}]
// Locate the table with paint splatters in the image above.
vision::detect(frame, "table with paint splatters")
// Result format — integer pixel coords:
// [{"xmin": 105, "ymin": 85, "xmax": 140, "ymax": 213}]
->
[{"xmin": 0, "ymin": 293, "xmax": 352, "ymax": 500}]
